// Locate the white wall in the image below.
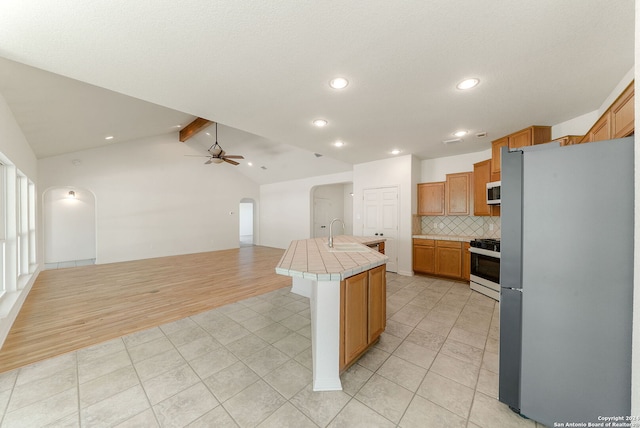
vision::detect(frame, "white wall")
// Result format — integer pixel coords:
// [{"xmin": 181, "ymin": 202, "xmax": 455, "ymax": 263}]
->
[
  {"xmin": 420, "ymin": 149, "xmax": 492, "ymax": 183},
  {"xmin": 353, "ymin": 155, "xmax": 415, "ymax": 276},
  {"xmin": 551, "ymin": 111, "xmax": 599, "ymax": 139},
  {"xmin": 44, "ymin": 187, "xmax": 96, "ymax": 263},
  {"xmin": 343, "ymin": 183, "xmax": 354, "ymax": 235},
  {"xmin": 259, "ymin": 171, "xmax": 353, "ymax": 249},
  {"xmin": 38, "ymin": 134, "xmax": 260, "ymax": 264}
]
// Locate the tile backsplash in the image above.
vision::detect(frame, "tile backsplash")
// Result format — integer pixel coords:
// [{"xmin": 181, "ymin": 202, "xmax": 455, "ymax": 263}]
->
[{"xmin": 415, "ymin": 215, "xmax": 501, "ymax": 238}]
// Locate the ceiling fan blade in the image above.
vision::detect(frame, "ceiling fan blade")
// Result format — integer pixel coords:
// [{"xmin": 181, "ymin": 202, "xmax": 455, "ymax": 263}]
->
[
  {"xmin": 223, "ymin": 158, "xmax": 240, "ymax": 166},
  {"xmin": 185, "ymin": 154, "xmax": 210, "ymax": 158},
  {"xmin": 223, "ymin": 155, "xmax": 244, "ymax": 159},
  {"xmin": 204, "ymin": 159, "xmax": 213, "ymax": 164}
]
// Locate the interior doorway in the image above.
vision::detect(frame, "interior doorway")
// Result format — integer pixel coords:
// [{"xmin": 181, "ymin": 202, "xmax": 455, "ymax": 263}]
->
[
  {"xmin": 239, "ymin": 198, "xmax": 255, "ymax": 247},
  {"xmin": 43, "ymin": 187, "xmax": 96, "ymax": 268},
  {"xmin": 311, "ymin": 183, "xmax": 353, "ymax": 238}
]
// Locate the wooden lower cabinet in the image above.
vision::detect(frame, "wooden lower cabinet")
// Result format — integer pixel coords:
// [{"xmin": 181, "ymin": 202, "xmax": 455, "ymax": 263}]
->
[
  {"xmin": 462, "ymin": 242, "xmax": 470, "ymax": 281},
  {"xmin": 413, "ymin": 238, "xmax": 469, "ymax": 281},
  {"xmin": 367, "ymin": 265, "xmax": 386, "ymax": 342},
  {"xmin": 413, "ymin": 239, "xmax": 435, "ymax": 274},
  {"xmin": 435, "ymin": 240, "xmax": 462, "ymax": 278},
  {"xmin": 340, "ymin": 265, "xmax": 386, "ymax": 371}
]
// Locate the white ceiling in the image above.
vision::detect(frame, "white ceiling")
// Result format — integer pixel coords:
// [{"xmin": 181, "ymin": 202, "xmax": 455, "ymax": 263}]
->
[{"xmin": 0, "ymin": 1, "xmax": 634, "ymax": 184}]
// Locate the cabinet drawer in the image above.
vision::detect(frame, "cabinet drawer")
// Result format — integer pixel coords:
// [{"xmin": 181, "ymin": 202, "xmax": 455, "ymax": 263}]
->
[
  {"xmin": 413, "ymin": 238, "xmax": 435, "ymax": 247},
  {"xmin": 436, "ymin": 240, "xmax": 462, "ymax": 249}
]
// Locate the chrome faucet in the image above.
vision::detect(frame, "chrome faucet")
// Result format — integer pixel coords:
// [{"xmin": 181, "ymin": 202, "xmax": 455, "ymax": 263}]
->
[{"xmin": 328, "ymin": 218, "xmax": 345, "ymax": 248}]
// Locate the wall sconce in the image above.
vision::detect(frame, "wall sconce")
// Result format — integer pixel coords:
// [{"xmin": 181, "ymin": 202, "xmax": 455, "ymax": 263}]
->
[{"xmin": 68, "ymin": 191, "xmax": 76, "ymax": 198}]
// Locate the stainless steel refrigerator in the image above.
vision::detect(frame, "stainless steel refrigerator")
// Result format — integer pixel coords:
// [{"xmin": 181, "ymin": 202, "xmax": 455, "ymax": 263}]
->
[{"xmin": 499, "ymin": 137, "xmax": 633, "ymax": 426}]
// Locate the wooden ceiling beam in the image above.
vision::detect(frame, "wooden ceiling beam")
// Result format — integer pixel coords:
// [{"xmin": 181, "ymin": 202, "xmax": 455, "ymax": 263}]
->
[{"xmin": 179, "ymin": 117, "xmax": 214, "ymax": 142}]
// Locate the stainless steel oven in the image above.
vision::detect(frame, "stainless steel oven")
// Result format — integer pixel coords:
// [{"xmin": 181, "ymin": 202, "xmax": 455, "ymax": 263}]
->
[{"xmin": 469, "ymin": 239, "xmax": 500, "ymax": 300}]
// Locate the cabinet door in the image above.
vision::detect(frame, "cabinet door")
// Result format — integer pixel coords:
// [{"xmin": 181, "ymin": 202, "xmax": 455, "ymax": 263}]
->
[
  {"xmin": 368, "ymin": 265, "xmax": 386, "ymax": 343},
  {"xmin": 462, "ymin": 242, "xmax": 471, "ymax": 281},
  {"xmin": 491, "ymin": 137, "xmax": 508, "ymax": 179},
  {"xmin": 589, "ymin": 112, "xmax": 612, "ymax": 142},
  {"xmin": 611, "ymin": 83, "xmax": 634, "ymax": 138},
  {"xmin": 473, "ymin": 159, "xmax": 491, "ymax": 216},
  {"xmin": 417, "ymin": 182, "xmax": 445, "ymax": 215},
  {"xmin": 435, "ymin": 241, "xmax": 462, "ymax": 278},
  {"xmin": 341, "ymin": 272, "xmax": 369, "ymax": 367},
  {"xmin": 413, "ymin": 240, "xmax": 435, "ymax": 274},
  {"xmin": 508, "ymin": 127, "xmax": 532, "ymax": 149},
  {"xmin": 446, "ymin": 172, "xmax": 472, "ymax": 215}
]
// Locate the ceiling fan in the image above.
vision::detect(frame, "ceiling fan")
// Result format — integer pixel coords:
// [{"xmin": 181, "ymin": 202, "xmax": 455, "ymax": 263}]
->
[{"xmin": 187, "ymin": 123, "xmax": 244, "ymax": 165}]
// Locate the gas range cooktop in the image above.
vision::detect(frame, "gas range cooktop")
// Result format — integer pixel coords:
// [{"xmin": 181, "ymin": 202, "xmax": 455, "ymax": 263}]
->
[{"xmin": 470, "ymin": 238, "xmax": 500, "ymax": 252}]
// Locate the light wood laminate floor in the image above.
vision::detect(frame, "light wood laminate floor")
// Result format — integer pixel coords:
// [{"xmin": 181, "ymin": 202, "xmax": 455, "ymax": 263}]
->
[{"xmin": 0, "ymin": 246, "xmax": 289, "ymax": 373}]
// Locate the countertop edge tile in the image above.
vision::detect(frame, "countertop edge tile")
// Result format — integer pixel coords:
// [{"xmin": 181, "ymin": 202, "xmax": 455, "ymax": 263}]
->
[{"xmin": 276, "ymin": 235, "xmax": 388, "ymax": 280}]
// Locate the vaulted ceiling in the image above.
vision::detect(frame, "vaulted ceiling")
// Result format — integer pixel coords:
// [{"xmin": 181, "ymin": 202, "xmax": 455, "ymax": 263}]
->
[{"xmin": 0, "ymin": 1, "xmax": 634, "ymax": 184}]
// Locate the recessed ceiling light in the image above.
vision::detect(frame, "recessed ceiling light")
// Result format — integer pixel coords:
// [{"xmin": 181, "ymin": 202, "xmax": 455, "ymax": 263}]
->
[
  {"xmin": 105, "ymin": 135, "xmax": 114, "ymax": 140},
  {"xmin": 453, "ymin": 130, "xmax": 468, "ymax": 137},
  {"xmin": 313, "ymin": 119, "xmax": 328, "ymax": 127},
  {"xmin": 333, "ymin": 140, "xmax": 344, "ymax": 147},
  {"xmin": 247, "ymin": 162, "xmax": 253, "ymax": 166},
  {"xmin": 329, "ymin": 77, "xmax": 349, "ymax": 89},
  {"xmin": 456, "ymin": 78, "xmax": 480, "ymax": 90},
  {"xmin": 391, "ymin": 149, "xmax": 401, "ymax": 155}
]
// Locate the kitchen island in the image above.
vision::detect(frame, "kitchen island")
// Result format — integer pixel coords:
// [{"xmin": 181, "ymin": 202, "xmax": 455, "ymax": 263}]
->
[{"xmin": 275, "ymin": 235, "xmax": 387, "ymax": 391}]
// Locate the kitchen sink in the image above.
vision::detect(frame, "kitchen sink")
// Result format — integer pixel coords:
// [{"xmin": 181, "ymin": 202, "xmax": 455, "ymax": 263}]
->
[{"xmin": 325, "ymin": 242, "xmax": 369, "ymax": 252}]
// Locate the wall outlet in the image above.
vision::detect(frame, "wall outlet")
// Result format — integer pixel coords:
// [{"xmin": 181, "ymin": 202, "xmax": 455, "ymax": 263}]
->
[
  {"xmin": 433, "ymin": 222, "xmax": 438, "ymax": 229},
  {"xmin": 489, "ymin": 223, "xmax": 494, "ymax": 231}
]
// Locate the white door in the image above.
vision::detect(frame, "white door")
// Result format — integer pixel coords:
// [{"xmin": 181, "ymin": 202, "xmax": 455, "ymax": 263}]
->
[{"xmin": 363, "ymin": 187, "xmax": 398, "ymax": 273}]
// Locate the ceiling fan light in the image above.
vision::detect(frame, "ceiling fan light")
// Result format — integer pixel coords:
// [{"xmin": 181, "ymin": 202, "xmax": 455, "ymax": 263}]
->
[{"xmin": 211, "ymin": 158, "xmax": 224, "ymax": 164}]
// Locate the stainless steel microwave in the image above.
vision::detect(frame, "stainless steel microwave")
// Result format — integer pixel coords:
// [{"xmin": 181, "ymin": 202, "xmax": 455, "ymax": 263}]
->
[{"xmin": 487, "ymin": 181, "xmax": 501, "ymax": 205}]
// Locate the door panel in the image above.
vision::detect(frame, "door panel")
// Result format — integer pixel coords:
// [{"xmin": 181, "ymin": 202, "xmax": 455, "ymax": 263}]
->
[{"xmin": 363, "ymin": 187, "xmax": 398, "ymax": 272}]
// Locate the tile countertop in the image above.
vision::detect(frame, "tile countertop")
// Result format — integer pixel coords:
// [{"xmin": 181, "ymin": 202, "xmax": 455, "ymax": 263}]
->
[
  {"xmin": 412, "ymin": 234, "xmax": 478, "ymax": 242},
  {"xmin": 275, "ymin": 235, "xmax": 388, "ymax": 281}
]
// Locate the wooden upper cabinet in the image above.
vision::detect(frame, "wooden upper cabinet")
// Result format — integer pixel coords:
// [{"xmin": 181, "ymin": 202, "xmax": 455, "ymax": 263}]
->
[
  {"xmin": 446, "ymin": 172, "xmax": 472, "ymax": 216},
  {"xmin": 473, "ymin": 159, "xmax": 492, "ymax": 216},
  {"xmin": 490, "ymin": 137, "xmax": 508, "ymax": 179},
  {"xmin": 581, "ymin": 112, "xmax": 611, "ymax": 143},
  {"xmin": 611, "ymin": 82, "xmax": 634, "ymax": 139},
  {"xmin": 418, "ymin": 182, "xmax": 445, "ymax": 215},
  {"xmin": 551, "ymin": 135, "xmax": 584, "ymax": 146},
  {"xmin": 508, "ymin": 127, "xmax": 533, "ymax": 149},
  {"xmin": 579, "ymin": 81, "xmax": 634, "ymax": 144}
]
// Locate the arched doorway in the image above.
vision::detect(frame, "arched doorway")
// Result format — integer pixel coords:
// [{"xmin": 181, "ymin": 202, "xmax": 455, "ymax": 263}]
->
[
  {"xmin": 43, "ymin": 187, "xmax": 96, "ymax": 268},
  {"xmin": 239, "ymin": 198, "xmax": 256, "ymax": 247}
]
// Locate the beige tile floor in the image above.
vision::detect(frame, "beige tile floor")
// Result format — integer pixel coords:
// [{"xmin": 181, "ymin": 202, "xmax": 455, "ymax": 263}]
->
[{"xmin": 0, "ymin": 273, "xmax": 546, "ymax": 427}]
